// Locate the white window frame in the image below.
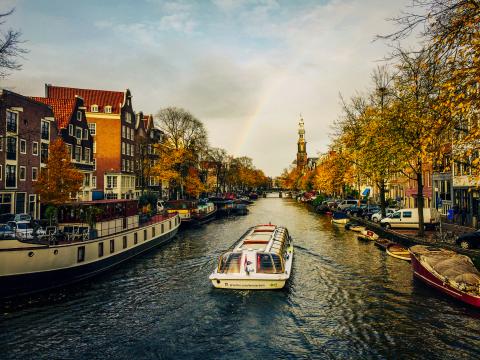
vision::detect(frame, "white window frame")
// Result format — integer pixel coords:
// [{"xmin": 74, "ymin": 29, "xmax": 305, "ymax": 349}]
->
[
  {"xmin": 77, "ymin": 111, "xmax": 82, "ymax": 121},
  {"xmin": 19, "ymin": 166, "xmax": 26, "ymax": 181},
  {"xmin": 83, "ymin": 128, "xmax": 88, "ymax": 140},
  {"xmin": 93, "ymin": 158, "xmax": 96, "ymax": 170},
  {"xmin": 85, "ymin": 148, "xmax": 90, "ymax": 163},
  {"xmin": 91, "ymin": 105, "xmax": 98, "ymax": 112},
  {"xmin": 122, "ymin": 125, "xmax": 125, "ymax": 139},
  {"xmin": 105, "ymin": 106, "xmax": 112, "ymax": 113},
  {"xmin": 32, "ymin": 141, "xmax": 38, "ymax": 156},
  {"xmin": 32, "ymin": 167, "xmax": 38, "ymax": 181},
  {"xmin": 122, "ymin": 142, "xmax": 125, "ymax": 155},
  {"xmin": 75, "ymin": 127, "xmax": 82, "ymax": 140},
  {"xmin": 92, "ymin": 175, "xmax": 96, "ymax": 188},
  {"xmin": 69, "ymin": 124, "xmax": 74, "ymax": 136},
  {"xmin": 19, "ymin": 139, "xmax": 26, "ymax": 154},
  {"xmin": 88, "ymin": 123, "xmax": 96, "ymax": 135},
  {"xmin": 93, "ymin": 140, "xmax": 96, "ymax": 154},
  {"xmin": 66, "ymin": 144, "xmax": 72, "ymax": 159}
]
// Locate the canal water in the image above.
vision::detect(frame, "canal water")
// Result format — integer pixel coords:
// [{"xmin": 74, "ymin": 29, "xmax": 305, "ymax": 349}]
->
[{"xmin": 1, "ymin": 198, "xmax": 480, "ymax": 359}]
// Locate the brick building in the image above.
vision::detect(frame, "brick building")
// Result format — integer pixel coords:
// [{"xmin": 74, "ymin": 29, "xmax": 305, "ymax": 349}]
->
[{"xmin": 0, "ymin": 90, "xmax": 57, "ymax": 218}]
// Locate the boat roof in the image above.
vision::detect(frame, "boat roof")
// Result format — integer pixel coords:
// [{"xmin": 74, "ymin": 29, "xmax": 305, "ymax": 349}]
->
[{"xmin": 233, "ymin": 224, "xmax": 288, "ymax": 254}]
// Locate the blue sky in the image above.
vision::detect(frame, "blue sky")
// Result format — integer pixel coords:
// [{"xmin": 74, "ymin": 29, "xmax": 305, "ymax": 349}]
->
[{"xmin": 2, "ymin": 0, "xmax": 411, "ymax": 176}]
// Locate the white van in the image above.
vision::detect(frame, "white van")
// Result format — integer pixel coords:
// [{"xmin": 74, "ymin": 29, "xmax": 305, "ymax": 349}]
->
[{"xmin": 380, "ymin": 208, "xmax": 440, "ymax": 230}]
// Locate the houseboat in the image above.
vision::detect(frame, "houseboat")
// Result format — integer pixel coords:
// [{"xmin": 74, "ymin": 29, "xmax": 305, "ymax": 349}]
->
[
  {"xmin": 410, "ymin": 245, "xmax": 480, "ymax": 308},
  {"xmin": 0, "ymin": 199, "xmax": 180, "ymax": 299},
  {"xmin": 209, "ymin": 197, "xmax": 234, "ymax": 216},
  {"xmin": 165, "ymin": 199, "xmax": 217, "ymax": 226},
  {"xmin": 209, "ymin": 224, "xmax": 294, "ymax": 290}
]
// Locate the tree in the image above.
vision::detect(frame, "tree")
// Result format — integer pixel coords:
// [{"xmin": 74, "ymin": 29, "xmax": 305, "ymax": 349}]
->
[
  {"xmin": 0, "ymin": 9, "xmax": 27, "ymax": 78},
  {"xmin": 34, "ymin": 139, "xmax": 84, "ymax": 206},
  {"xmin": 207, "ymin": 147, "xmax": 228, "ymax": 195}
]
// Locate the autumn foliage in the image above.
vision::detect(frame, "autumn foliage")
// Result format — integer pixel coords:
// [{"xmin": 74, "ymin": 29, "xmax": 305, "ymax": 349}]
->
[{"xmin": 34, "ymin": 139, "xmax": 84, "ymax": 205}]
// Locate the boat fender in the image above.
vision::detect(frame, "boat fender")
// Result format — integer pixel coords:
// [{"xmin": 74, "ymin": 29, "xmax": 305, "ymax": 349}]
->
[{"xmin": 367, "ymin": 230, "xmax": 374, "ymax": 237}]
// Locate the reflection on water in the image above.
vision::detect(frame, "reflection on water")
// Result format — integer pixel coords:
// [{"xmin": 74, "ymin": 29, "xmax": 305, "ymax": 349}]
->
[{"xmin": 1, "ymin": 199, "xmax": 480, "ymax": 359}]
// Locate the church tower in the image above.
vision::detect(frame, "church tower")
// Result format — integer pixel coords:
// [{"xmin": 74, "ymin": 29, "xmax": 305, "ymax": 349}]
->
[{"xmin": 296, "ymin": 116, "xmax": 307, "ymax": 170}]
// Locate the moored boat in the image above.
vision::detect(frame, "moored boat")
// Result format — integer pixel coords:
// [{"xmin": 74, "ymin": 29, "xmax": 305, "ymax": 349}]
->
[
  {"xmin": 165, "ymin": 199, "xmax": 217, "ymax": 226},
  {"xmin": 358, "ymin": 229, "xmax": 379, "ymax": 241},
  {"xmin": 386, "ymin": 244, "xmax": 411, "ymax": 261},
  {"xmin": 209, "ymin": 224, "xmax": 293, "ymax": 290},
  {"xmin": 331, "ymin": 211, "xmax": 349, "ymax": 225},
  {"xmin": 0, "ymin": 199, "xmax": 181, "ymax": 299},
  {"xmin": 209, "ymin": 197, "xmax": 234, "ymax": 216},
  {"xmin": 374, "ymin": 238, "xmax": 394, "ymax": 250},
  {"xmin": 350, "ymin": 225, "xmax": 366, "ymax": 233},
  {"xmin": 409, "ymin": 245, "xmax": 480, "ymax": 308}
]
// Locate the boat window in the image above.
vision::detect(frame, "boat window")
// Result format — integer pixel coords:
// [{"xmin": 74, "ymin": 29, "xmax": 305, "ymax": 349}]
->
[
  {"xmin": 257, "ymin": 253, "xmax": 275, "ymax": 274},
  {"xmin": 161, "ymin": 224, "xmax": 164, "ymax": 233},
  {"xmin": 271, "ymin": 254, "xmax": 283, "ymax": 273},
  {"xmin": 110, "ymin": 239, "xmax": 115, "ymax": 253},
  {"xmin": 123, "ymin": 236, "xmax": 127, "ymax": 249},
  {"xmin": 77, "ymin": 246, "xmax": 85, "ymax": 262},
  {"xmin": 144, "ymin": 229, "xmax": 147, "ymax": 241},
  {"xmin": 98, "ymin": 242, "xmax": 104, "ymax": 257},
  {"xmin": 134, "ymin": 233, "xmax": 138, "ymax": 244},
  {"xmin": 218, "ymin": 253, "xmax": 242, "ymax": 274},
  {"xmin": 152, "ymin": 226, "xmax": 155, "ymax": 237}
]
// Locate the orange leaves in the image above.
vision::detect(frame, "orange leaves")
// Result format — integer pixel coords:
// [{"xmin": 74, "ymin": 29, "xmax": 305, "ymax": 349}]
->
[{"xmin": 34, "ymin": 139, "xmax": 83, "ymax": 206}]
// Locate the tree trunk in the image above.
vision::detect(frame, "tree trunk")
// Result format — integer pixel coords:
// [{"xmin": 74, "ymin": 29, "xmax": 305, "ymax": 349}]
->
[
  {"xmin": 417, "ymin": 163, "xmax": 425, "ymax": 237},
  {"xmin": 379, "ymin": 179, "xmax": 387, "ymax": 217}
]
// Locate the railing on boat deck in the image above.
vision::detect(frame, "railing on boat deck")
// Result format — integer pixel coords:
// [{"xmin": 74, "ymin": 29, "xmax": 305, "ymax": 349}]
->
[{"xmin": 36, "ymin": 212, "xmax": 179, "ymax": 245}]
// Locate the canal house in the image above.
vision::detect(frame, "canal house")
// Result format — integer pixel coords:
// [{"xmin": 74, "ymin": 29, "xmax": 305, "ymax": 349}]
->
[
  {"xmin": 0, "ymin": 89, "xmax": 57, "ymax": 218},
  {"xmin": 31, "ymin": 96, "xmax": 94, "ymax": 201},
  {"xmin": 45, "ymin": 85, "xmax": 137, "ymax": 200}
]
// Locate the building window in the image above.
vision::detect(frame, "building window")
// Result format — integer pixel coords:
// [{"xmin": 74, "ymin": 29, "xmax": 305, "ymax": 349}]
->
[
  {"xmin": 92, "ymin": 176, "xmax": 96, "ymax": 188},
  {"xmin": 74, "ymin": 146, "xmax": 81, "ymax": 162},
  {"xmin": 75, "ymin": 127, "xmax": 82, "ymax": 140},
  {"xmin": 122, "ymin": 158, "xmax": 125, "ymax": 171},
  {"xmin": 93, "ymin": 140, "xmax": 96, "ymax": 154},
  {"xmin": 5, "ymin": 164, "xmax": 16, "ymax": 188},
  {"xmin": 84, "ymin": 173, "xmax": 90, "ymax": 187},
  {"xmin": 41, "ymin": 120, "xmax": 50, "ymax": 140},
  {"xmin": 123, "ymin": 236, "xmax": 127, "ymax": 249},
  {"xmin": 32, "ymin": 142, "xmax": 38, "ymax": 156},
  {"xmin": 126, "ymin": 113, "xmax": 132, "ymax": 124},
  {"xmin": 19, "ymin": 166, "xmax": 26, "ymax": 181},
  {"xmin": 110, "ymin": 239, "xmax": 115, "ymax": 253},
  {"xmin": 77, "ymin": 111, "xmax": 82, "ymax": 121},
  {"xmin": 84, "ymin": 148, "xmax": 90, "ymax": 163},
  {"xmin": 98, "ymin": 242, "xmax": 104, "ymax": 257},
  {"xmin": 69, "ymin": 124, "xmax": 73, "ymax": 136},
  {"xmin": 134, "ymin": 233, "xmax": 138, "ymax": 244},
  {"xmin": 6, "ymin": 137, "xmax": 16, "ymax": 160},
  {"xmin": 122, "ymin": 142, "xmax": 125, "ymax": 155},
  {"xmin": 93, "ymin": 158, "xmax": 96, "ymax": 170},
  {"xmin": 0, "ymin": 165, "xmax": 2, "ymax": 180},
  {"xmin": 106, "ymin": 175, "xmax": 117, "ymax": 189},
  {"xmin": 88, "ymin": 123, "xmax": 96, "ymax": 135},
  {"xmin": 6, "ymin": 110, "xmax": 18, "ymax": 133},
  {"xmin": 32, "ymin": 167, "xmax": 38, "ymax": 181},
  {"xmin": 122, "ymin": 125, "xmax": 125, "ymax": 139},
  {"xmin": 105, "ymin": 106, "xmax": 112, "ymax": 113},
  {"xmin": 77, "ymin": 246, "xmax": 85, "ymax": 262},
  {"xmin": 28, "ymin": 195, "xmax": 35, "ymax": 217},
  {"xmin": 66, "ymin": 144, "xmax": 72, "ymax": 159},
  {"xmin": 83, "ymin": 129, "xmax": 88, "ymax": 140},
  {"xmin": 91, "ymin": 105, "xmax": 98, "ymax": 112},
  {"xmin": 0, "ymin": 193, "xmax": 12, "ymax": 214},
  {"xmin": 0, "ymin": 137, "xmax": 3, "ymax": 151},
  {"xmin": 40, "ymin": 143, "xmax": 49, "ymax": 164},
  {"xmin": 19, "ymin": 139, "xmax": 26, "ymax": 154}
]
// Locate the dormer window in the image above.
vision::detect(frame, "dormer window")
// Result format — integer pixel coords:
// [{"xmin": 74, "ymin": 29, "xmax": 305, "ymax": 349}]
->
[
  {"xmin": 91, "ymin": 105, "xmax": 98, "ymax": 112},
  {"xmin": 77, "ymin": 111, "xmax": 82, "ymax": 121},
  {"xmin": 105, "ymin": 106, "xmax": 112, "ymax": 113}
]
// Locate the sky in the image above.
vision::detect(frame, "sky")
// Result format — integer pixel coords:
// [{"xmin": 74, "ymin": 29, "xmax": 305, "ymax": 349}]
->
[{"xmin": 1, "ymin": 0, "xmax": 412, "ymax": 177}]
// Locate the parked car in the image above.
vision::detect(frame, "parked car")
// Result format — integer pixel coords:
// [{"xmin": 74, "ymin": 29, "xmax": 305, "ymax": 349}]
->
[
  {"xmin": 361, "ymin": 206, "xmax": 381, "ymax": 220},
  {"xmin": 13, "ymin": 221, "xmax": 46, "ymax": 240},
  {"xmin": 13, "ymin": 213, "xmax": 32, "ymax": 222},
  {"xmin": 0, "ymin": 224, "xmax": 15, "ymax": 239},
  {"xmin": 338, "ymin": 200, "xmax": 360, "ymax": 211},
  {"xmin": 456, "ymin": 231, "xmax": 480, "ymax": 249},
  {"xmin": 380, "ymin": 208, "xmax": 440, "ymax": 230},
  {"xmin": 0, "ymin": 213, "xmax": 15, "ymax": 223},
  {"xmin": 371, "ymin": 208, "xmax": 396, "ymax": 223}
]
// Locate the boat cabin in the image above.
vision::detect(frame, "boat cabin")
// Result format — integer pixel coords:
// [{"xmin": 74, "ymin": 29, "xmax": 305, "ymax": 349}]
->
[{"xmin": 217, "ymin": 225, "xmax": 291, "ymax": 275}]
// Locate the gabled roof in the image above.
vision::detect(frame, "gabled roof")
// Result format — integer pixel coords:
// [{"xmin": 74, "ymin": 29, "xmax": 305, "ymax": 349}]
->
[
  {"xmin": 45, "ymin": 84, "xmax": 125, "ymax": 114},
  {"xmin": 30, "ymin": 96, "xmax": 77, "ymax": 129}
]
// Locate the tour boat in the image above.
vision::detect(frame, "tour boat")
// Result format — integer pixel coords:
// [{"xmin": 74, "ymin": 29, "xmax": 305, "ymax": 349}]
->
[
  {"xmin": 409, "ymin": 245, "xmax": 480, "ymax": 308},
  {"xmin": 209, "ymin": 224, "xmax": 294, "ymax": 290},
  {"xmin": 386, "ymin": 244, "xmax": 411, "ymax": 261},
  {"xmin": 0, "ymin": 199, "xmax": 181, "ymax": 299},
  {"xmin": 165, "ymin": 199, "xmax": 217, "ymax": 226}
]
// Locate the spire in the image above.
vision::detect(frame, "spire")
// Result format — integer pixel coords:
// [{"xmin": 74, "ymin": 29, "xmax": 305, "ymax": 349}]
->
[{"xmin": 296, "ymin": 114, "xmax": 307, "ymax": 170}]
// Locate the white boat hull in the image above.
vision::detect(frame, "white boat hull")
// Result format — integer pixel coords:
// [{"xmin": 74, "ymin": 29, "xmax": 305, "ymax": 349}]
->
[{"xmin": 210, "ymin": 278, "xmax": 287, "ymax": 290}]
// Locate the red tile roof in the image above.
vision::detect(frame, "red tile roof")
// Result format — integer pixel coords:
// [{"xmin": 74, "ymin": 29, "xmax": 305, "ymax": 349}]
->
[
  {"xmin": 45, "ymin": 85, "xmax": 125, "ymax": 114},
  {"xmin": 31, "ymin": 97, "xmax": 77, "ymax": 129}
]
